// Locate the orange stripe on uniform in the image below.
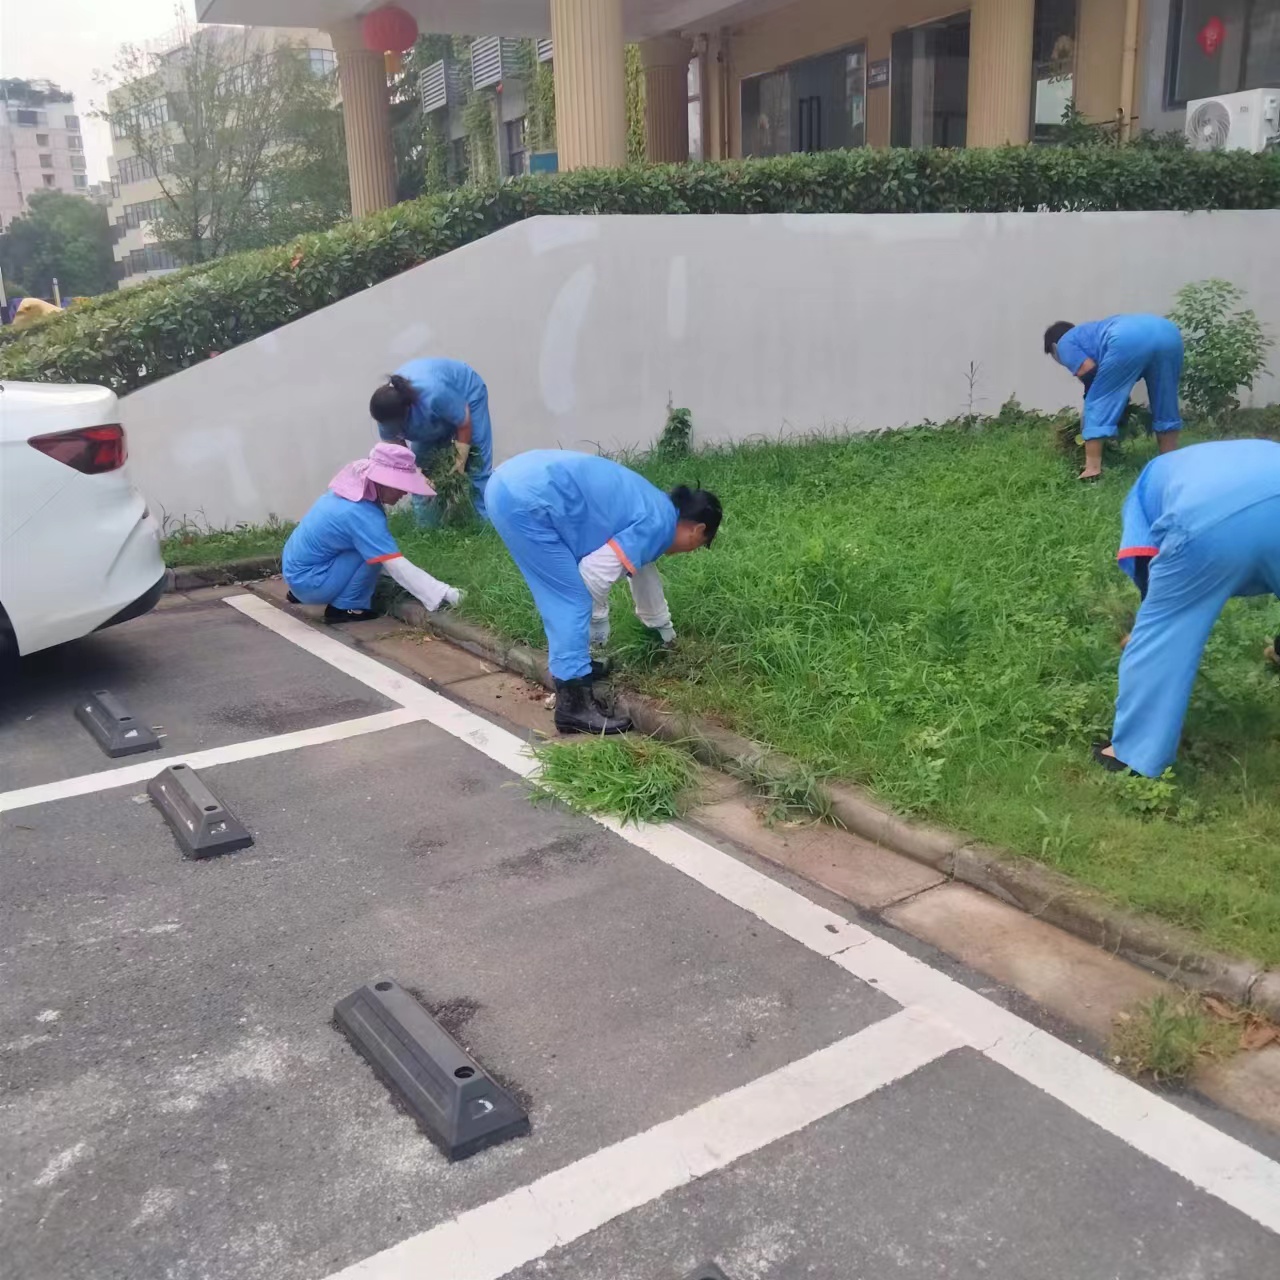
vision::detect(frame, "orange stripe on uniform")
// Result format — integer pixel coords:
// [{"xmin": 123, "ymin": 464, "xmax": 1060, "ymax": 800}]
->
[
  {"xmin": 1117, "ymin": 546, "xmax": 1159, "ymax": 561},
  {"xmin": 608, "ymin": 539, "xmax": 637, "ymax": 576},
  {"xmin": 366, "ymin": 552, "xmax": 403, "ymax": 565}
]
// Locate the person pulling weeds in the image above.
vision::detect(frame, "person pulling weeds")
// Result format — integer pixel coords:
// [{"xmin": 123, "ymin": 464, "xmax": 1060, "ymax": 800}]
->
[
  {"xmin": 1044, "ymin": 314, "xmax": 1184, "ymax": 480},
  {"xmin": 369, "ymin": 358, "xmax": 494, "ymax": 525},
  {"xmin": 486, "ymin": 450, "xmax": 722, "ymax": 735},
  {"xmin": 282, "ymin": 443, "xmax": 462, "ymax": 624},
  {"xmin": 1095, "ymin": 439, "xmax": 1280, "ymax": 777}
]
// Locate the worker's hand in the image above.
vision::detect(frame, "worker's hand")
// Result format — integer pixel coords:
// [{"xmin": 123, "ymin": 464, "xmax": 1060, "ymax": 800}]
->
[
  {"xmin": 1120, "ymin": 631, "xmax": 1132, "ymax": 649},
  {"xmin": 589, "ymin": 617, "xmax": 610, "ymax": 648}
]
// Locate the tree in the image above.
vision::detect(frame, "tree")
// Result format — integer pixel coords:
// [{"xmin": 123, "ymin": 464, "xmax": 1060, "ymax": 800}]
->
[
  {"xmin": 0, "ymin": 190, "xmax": 116, "ymax": 299},
  {"xmin": 102, "ymin": 22, "xmax": 349, "ymax": 263}
]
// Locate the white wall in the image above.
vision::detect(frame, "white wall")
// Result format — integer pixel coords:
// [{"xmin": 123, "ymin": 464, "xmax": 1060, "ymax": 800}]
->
[{"xmin": 121, "ymin": 210, "xmax": 1280, "ymax": 529}]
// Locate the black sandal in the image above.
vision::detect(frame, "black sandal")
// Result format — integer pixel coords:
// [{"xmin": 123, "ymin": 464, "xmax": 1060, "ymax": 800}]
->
[{"xmin": 1091, "ymin": 740, "xmax": 1134, "ymax": 774}]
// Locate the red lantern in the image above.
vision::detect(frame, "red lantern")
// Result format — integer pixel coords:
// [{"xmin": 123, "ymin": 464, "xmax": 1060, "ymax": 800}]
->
[
  {"xmin": 361, "ymin": 4, "xmax": 418, "ymax": 54},
  {"xmin": 1197, "ymin": 17, "xmax": 1225, "ymax": 57}
]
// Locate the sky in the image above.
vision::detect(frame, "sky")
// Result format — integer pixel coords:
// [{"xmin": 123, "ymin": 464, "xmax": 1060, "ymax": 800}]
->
[{"xmin": 1, "ymin": 0, "xmax": 195, "ymax": 182}]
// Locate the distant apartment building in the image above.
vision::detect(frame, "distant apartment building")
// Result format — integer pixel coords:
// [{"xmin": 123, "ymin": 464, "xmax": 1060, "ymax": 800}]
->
[
  {"xmin": 106, "ymin": 24, "xmax": 335, "ymax": 287},
  {"xmin": 0, "ymin": 80, "xmax": 92, "ymax": 230}
]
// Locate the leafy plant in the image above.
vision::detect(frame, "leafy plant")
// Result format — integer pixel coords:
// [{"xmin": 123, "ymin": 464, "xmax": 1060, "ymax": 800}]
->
[
  {"xmin": 5, "ymin": 147, "xmax": 1278, "ymax": 394},
  {"xmin": 1169, "ymin": 279, "xmax": 1273, "ymax": 423},
  {"xmin": 527, "ymin": 735, "xmax": 700, "ymax": 825},
  {"xmin": 657, "ymin": 402, "xmax": 693, "ymax": 458},
  {"xmin": 1110, "ymin": 994, "xmax": 1238, "ymax": 1083}
]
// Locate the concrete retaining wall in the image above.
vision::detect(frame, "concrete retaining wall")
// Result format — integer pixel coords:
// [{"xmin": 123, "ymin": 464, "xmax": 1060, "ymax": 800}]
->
[{"xmin": 121, "ymin": 210, "xmax": 1280, "ymax": 528}]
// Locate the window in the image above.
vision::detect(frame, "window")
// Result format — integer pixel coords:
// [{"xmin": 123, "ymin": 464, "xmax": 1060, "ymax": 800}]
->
[
  {"xmin": 505, "ymin": 117, "xmax": 528, "ymax": 176},
  {"xmin": 891, "ymin": 13, "xmax": 971, "ymax": 147},
  {"xmin": 73, "ymin": 174, "xmax": 88, "ymax": 189},
  {"xmin": 1168, "ymin": 0, "xmax": 1280, "ymax": 104},
  {"xmin": 16, "ymin": 108, "xmax": 46, "ymax": 126},
  {"xmin": 36, "ymin": 133, "xmax": 50, "ymax": 146},
  {"xmin": 449, "ymin": 135, "xmax": 469, "ymax": 181},
  {"xmin": 308, "ymin": 48, "xmax": 337, "ymax": 77},
  {"xmin": 65, "ymin": 114, "xmax": 80, "ymax": 130},
  {"xmin": 117, "ymin": 148, "xmax": 173, "ymax": 185},
  {"xmin": 70, "ymin": 155, "xmax": 87, "ymax": 172},
  {"xmin": 125, "ymin": 198, "xmax": 166, "ymax": 227},
  {"xmin": 42, "ymin": 174, "xmax": 56, "ymax": 187},
  {"xmin": 67, "ymin": 134, "xmax": 84, "ymax": 152},
  {"xmin": 39, "ymin": 154, "xmax": 53, "ymax": 169},
  {"xmin": 1033, "ymin": 0, "xmax": 1078, "ymax": 140},
  {"xmin": 742, "ymin": 44, "xmax": 868, "ymax": 157},
  {"xmin": 112, "ymin": 97, "xmax": 169, "ymax": 139}
]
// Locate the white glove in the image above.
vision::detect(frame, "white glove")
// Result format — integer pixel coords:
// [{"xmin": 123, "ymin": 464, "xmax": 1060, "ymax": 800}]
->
[{"xmin": 382, "ymin": 554, "xmax": 456, "ymax": 612}]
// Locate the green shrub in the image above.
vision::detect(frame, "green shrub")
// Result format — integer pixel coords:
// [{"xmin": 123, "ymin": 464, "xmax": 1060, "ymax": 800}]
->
[
  {"xmin": 2, "ymin": 147, "xmax": 1277, "ymax": 394},
  {"xmin": 1169, "ymin": 279, "xmax": 1274, "ymax": 423},
  {"xmin": 656, "ymin": 402, "xmax": 693, "ymax": 458}
]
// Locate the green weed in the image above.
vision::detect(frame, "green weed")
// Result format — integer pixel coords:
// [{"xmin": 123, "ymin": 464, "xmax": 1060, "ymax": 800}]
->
[
  {"xmin": 527, "ymin": 735, "xmax": 701, "ymax": 826},
  {"xmin": 1110, "ymin": 995, "xmax": 1237, "ymax": 1083},
  {"xmin": 163, "ymin": 514, "xmax": 293, "ymax": 566}
]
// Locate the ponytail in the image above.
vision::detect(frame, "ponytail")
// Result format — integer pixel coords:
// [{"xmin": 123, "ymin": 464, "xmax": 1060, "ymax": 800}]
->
[
  {"xmin": 369, "ymin": 373, "xmax": 418, "ymax": 425},
  {"xmin": 670, "ymin": 484, "xmax": 723, "ymax": 545}
]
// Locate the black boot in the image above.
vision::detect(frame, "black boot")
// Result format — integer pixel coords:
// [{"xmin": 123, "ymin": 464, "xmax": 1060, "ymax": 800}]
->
[
  {"xmin": 554, "ymin": 676, "xmax": 631, "ymax": 736},
  {"xmin": 590, "ymin": 657, "xmax": 613, "ymax": 681},
  {"xmin": 286, "ymin": 590, "xmax": 300, "ymax": 604},
  {"xmin": 324, "ymin": 604, "xmax": 381, "ymax": 624}
]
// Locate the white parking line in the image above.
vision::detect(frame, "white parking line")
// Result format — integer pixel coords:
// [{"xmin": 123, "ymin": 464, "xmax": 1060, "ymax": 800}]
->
[
  {"xmin": 234, "ymin": 594, "xmax": 1280, "ymax": 1247},
  {"xmin": 0, "ymin": 709, "xmax": 422, "ymax": 813},
  {"xmin": 325, "ymin": 1009, "xmax": 963, "ymax": 1280}
]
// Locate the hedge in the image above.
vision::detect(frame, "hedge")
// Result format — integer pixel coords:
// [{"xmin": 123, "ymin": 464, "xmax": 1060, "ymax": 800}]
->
[{"xmin": 2, "ymin": 146, "xmax": 1277, "ymax": 395}]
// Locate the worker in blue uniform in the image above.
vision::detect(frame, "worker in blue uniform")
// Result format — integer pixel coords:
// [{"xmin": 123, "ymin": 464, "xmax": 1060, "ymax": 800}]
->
[
  {"xmin": 1044, "ymin": 314, "xmax": 1184, "ymax": 480},
  {"xmin": 369, "ymin": 357, "xmax": 494, "ymax": 524},
  {"xmin": 1095, "ymin": 439, "xmax": 1280, "ymax": 778},
  {"xmin": 283, "ymin": 442, "xmax": 462, "ymax": 623},
  {"xmin": 487, "ymin": 450, "xmax": 723, "ymax": 735}
]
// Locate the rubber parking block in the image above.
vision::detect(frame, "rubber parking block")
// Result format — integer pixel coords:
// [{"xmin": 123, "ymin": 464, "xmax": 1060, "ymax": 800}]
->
[
  {"xmin": 334, "ymin": 980, "xmax": 530, "ymax": 1160},
  {"xmin": 147, "ymin": 764, "xmax": 253, "ymax": 858},
  {"xmin": 74, "ymin": 689, "xmax": 160, "ymax": 758}
]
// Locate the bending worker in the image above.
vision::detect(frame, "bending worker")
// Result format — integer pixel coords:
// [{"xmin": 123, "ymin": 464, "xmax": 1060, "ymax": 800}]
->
[
  {"xmin": 1044, "ymin": 314, "xmax": 1184, "ymax": 480},
  {"xmin": 283, "ymin": 442, "xmax": 462, "ymax": 624},
  {"xmin": 368, "ymin": 357, "xmax": 494, "ymax": 524},
  {"xmin": 1096, "ymin": 438, "xmax": 1280, "ymax": 778},
  {"xmin": 487, "ymin": 450, "xmax": 722, "ymax": 735}
]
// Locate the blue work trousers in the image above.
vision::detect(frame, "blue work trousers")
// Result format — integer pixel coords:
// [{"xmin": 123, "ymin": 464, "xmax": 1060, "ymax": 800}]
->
[
  {"xmin": 1084, "ymin": 317, "xmax": 1183, "ymax": 441},
  {"xmin": 286, "ymin": 551, "xmax": 381, "ymax": 611},
  {"xmin": 487, "ymin": 474, "xmax": 593, "ymax": 681},
  {"xmin": 1111, "ymin": 496, "xmax": 1280, "ymax": 776}
]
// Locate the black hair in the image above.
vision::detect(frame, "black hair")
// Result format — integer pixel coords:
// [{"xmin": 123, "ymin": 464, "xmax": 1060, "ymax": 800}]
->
[
  {"xmin": 1044, "ymin": 321, "xmax": 1074, "ymax": 355},
  {"xmin": 670, "ymin": 484, "xmax": 723, "ymax": 546},
  {"xmin": 369, "ymin": 373, "xmax": 418, "ymax": 424}
]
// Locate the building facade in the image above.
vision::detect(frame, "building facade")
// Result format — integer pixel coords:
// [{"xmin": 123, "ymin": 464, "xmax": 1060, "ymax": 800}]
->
[
  {"xmin": 195, "ymin": 0, "xmax": 1280, "ymax": 216},
  {"xmin": 106, "ymin": 24, "xmax": 336, "ymax": 288},
  {"xmin": 0, "ymin": 81, "xmax": 91, "ymax": 231}
]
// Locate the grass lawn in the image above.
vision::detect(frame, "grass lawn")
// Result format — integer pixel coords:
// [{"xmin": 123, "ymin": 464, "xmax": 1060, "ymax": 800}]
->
[
  {"xmin": 168, "ymin": 416, "xmax": 1280, "ymax": 963},
  {"xmin": 163, "ymin": 516, "xmax": 294, "ymax": 567}
]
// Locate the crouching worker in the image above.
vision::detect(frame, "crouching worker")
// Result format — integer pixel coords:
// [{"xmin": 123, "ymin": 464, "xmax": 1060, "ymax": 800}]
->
[
  {"xmin": 1096, "ymin": 439, "xmax": 1280, "ymax": 778},
  {"xmin": 1044, "ymin": 314, "xmax": 1184, "ymax": 480},
  {"xmin": 487, "ymin": 450, "xmax": 722, "ymax": 735},
  {"xmin": 283, "ymin": 442, "xmax": 462, "ymax": 624}
]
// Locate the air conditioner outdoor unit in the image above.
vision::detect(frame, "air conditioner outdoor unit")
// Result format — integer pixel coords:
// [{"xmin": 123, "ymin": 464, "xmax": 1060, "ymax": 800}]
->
[{"xmin": 1184, "ymin": 87, "xmax": 1280, "ymax": 153}]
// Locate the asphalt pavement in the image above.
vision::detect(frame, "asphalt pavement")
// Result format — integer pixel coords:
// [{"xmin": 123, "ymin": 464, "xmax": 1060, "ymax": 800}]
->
[{"xmin": 1, "ymin": 591, "xmax": 1277, "ymax": 1280}]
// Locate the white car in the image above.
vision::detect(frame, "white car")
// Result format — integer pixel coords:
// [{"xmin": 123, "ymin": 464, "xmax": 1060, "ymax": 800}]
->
[{"xmin": 0, "ymin": 380, "xmax": 166, "ymax": 659}]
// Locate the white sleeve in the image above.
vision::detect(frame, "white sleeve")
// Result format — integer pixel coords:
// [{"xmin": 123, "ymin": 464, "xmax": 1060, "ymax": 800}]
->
[
  {"xmin": 579, "ymin": 543, "xmax": 626, "ymax": 646},
  {"xmin": 382, "ymin": 554, "xmax": 455, "ymax": 612},
  {"xmin": 628, "ymin": 562, "xmax": 675, "ymax": 641}
]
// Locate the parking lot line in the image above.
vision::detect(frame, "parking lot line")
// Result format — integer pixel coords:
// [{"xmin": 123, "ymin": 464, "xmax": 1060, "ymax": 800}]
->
[
  {"xmin": 233, "ymin": 594, "xmax": 1280, "ymax": 1242},
  {"xmin": 0, "ymin": 708, "xmax": 422, "ymax": 814},
  {"xmin": 323, "ymin": 1008, "xmax": 962, "ymax": 1280}
]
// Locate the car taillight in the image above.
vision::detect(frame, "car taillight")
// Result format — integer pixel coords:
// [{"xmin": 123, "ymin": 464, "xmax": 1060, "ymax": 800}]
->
[{"xmin": 29, "ymin": 424, "xmax": 127, "ymax": 474}]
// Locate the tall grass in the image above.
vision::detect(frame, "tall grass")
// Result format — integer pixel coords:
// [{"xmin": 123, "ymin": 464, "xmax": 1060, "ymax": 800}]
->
[{"xmin": 400, "ymin": 418, "xmax": 1280, "ymax": 963}]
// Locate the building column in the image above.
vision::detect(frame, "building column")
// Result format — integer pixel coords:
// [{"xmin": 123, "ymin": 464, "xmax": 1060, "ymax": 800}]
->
[
  {"xmin": 329, "ymin": 19, "xmax": 397, "ymax": 217},
  {"xmin": 550, "ymin": 0, "xmax": 627, "ymax": 169},
  {"xmin": 966, "ymin": 0, "xmax": 1036, "ymax": 147},
  {"xmin": 640, "ymin": 35, "xmax": 691, "ymax": 163},
  {"xmin": 1075, "ymin": 0, "xmax": 1128, "ymax": 125}
]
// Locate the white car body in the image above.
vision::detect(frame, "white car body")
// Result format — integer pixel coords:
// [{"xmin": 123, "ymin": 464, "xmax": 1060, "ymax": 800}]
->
[{"xmin": 0, "ymin": 380, "xmax": 165, "ymax": 657}]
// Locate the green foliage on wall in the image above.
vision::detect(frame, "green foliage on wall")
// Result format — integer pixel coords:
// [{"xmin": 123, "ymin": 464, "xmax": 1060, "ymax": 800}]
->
[{"xmin": 3, "ymin": 146, "xmax": 1276, "ymax": 391}]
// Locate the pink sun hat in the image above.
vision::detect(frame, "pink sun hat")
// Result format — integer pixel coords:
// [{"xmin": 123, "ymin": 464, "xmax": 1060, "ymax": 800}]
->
[{"xmin": 329, "ymin": 442, "xmax": 435, "ymax": 502}]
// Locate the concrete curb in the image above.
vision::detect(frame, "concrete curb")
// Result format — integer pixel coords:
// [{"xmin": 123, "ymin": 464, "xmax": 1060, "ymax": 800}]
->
[
  {"xmin": 167, "ymin": 555, "xmax": 282, "ymax": 592},
  {"xmin": 383, "ymin": 596, "xmax": 1280, "ymax": 1020}
]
